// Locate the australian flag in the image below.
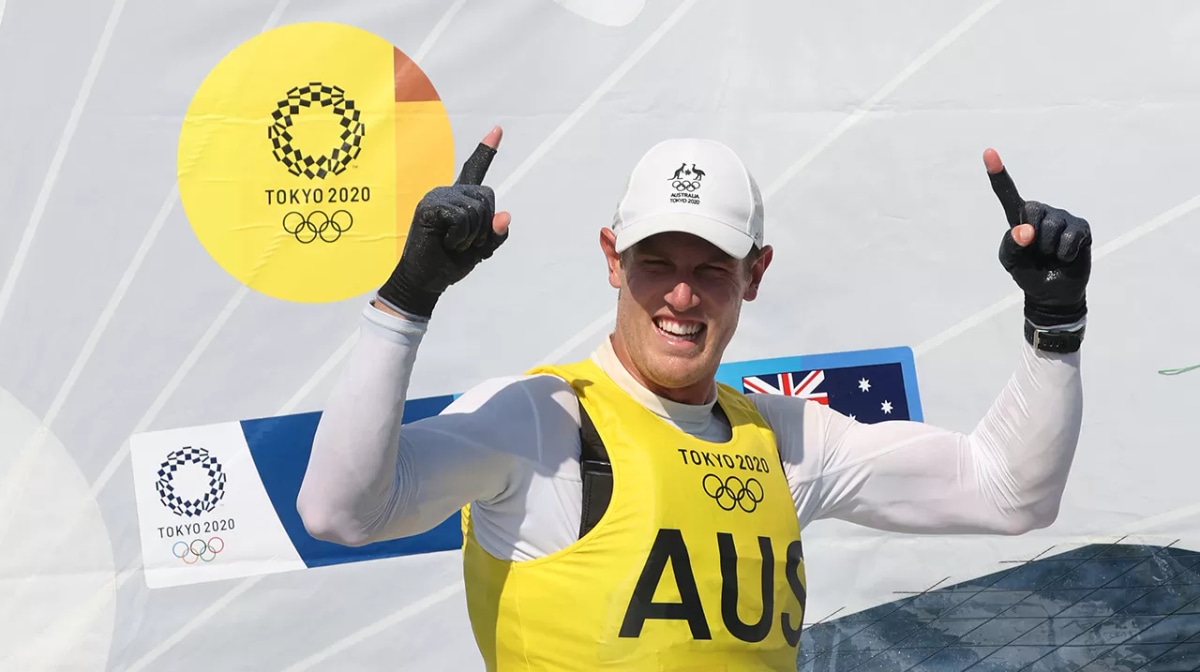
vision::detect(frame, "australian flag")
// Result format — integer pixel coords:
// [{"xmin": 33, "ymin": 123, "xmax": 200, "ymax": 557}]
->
[{"xmin": 741, "ymin": 361, "xmax": 912, "ymax": 423}]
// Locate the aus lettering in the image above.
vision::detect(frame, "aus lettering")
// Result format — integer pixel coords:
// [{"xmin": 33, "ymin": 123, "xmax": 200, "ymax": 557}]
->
[
  {"xmin": 619, "ymin": 529, "xmax": 807, "ymax": 647},
  {"xmin": 677, "ymin": 449, "xmax": 769, "ymax": 474}
]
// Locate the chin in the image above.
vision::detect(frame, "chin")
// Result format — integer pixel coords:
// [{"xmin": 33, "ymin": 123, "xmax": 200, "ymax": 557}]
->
[{"xmin": 645, "ymin": 354, "xmax": 716, "ymax": 391}]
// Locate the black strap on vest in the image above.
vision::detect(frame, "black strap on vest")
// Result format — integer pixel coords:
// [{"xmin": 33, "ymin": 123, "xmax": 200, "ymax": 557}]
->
[
  {"xmin": 576, "ymin": 397, "xmax": 732, "ymax": 539},
  {"xmin": 577, "ymin": 401, "xmax": 612, "ymax": 539}
]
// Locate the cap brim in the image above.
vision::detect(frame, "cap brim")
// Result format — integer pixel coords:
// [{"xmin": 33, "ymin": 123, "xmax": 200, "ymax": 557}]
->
[{"xmin": 614, "ymin": 213, "xmax": 755, "ymax": 259}]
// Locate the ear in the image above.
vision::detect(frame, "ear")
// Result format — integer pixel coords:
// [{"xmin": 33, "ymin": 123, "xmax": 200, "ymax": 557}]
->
[
  {"xmin": 599, "ymin": 227, "xmax": 622, "ymax": 289},
  {"xmin": 743, "ymin": 244, "xmax": 773, "ymax": 301}
]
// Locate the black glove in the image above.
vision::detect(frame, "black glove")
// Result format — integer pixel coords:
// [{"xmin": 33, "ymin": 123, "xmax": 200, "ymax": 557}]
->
[
  {"xmin": 987, "ymin": 157, "xmax": 1091, "ymax": 328},
  {"xmin": 378, "ymin": 141, "xmax": 509, "ymax": 318}
]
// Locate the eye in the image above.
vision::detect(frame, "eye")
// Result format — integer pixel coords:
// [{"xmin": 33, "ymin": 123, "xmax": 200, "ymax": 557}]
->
[{"xmin": 699, "ymin": 264, "xmax": 732, "ymax": 276}]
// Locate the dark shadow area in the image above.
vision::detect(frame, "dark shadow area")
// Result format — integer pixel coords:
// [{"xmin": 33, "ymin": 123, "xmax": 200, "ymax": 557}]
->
[{"xmin": 796, "ymin": 542, "xmax": 1200, "ymax": 671}]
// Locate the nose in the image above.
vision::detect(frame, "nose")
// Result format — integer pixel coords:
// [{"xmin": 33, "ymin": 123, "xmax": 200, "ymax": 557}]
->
[{"xmin": 665, "ymin": 281, "xmax": 700, "ymax": 312}]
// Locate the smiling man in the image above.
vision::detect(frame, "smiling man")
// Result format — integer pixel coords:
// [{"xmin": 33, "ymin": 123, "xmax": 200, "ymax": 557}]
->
[{"xmin": 297, "ymin": 127, "xmax": 1089, "ymax": 671}]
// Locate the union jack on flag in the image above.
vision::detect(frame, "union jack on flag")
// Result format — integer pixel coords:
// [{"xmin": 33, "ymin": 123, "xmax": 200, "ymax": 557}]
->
[
  {"xmin": 742, "ymin": 370, "xmax": 830, "ymax": 405},
  {"xmin": 740, "ymin": 362, "xmax": 912, "ymax": 423}
]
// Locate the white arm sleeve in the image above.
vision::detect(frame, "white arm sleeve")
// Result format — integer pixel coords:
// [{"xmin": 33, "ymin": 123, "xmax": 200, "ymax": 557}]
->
[
  {"xmin": 757, "ymin": 342, "xmax": 1083, "ymax": 535},
  {"xmin": 296, "ymin": 302, "xmax": 563, "ymax": 547}
]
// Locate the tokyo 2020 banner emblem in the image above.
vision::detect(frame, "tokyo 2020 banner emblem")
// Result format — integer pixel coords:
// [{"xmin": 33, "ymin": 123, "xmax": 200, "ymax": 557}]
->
[{"xmin": 177, "ymin": 22, "xmax": 457, "ymax": 304}]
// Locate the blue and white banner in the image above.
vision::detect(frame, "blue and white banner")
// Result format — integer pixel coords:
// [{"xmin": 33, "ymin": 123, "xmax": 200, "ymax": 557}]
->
[{"xmin": 129, "ymin": 345, "xmax": 922, "ymax": 588}]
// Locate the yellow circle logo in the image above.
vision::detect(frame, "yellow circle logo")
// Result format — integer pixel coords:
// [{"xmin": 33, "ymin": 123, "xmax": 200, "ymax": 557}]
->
[{"xmin": 178, "ymin": 22, "xmax": 455, "ymax": 303}]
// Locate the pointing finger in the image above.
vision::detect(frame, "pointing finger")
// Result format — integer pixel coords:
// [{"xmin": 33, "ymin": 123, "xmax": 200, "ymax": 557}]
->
[
  {"xmin": 456, "ymin": 125, "xmax": 503, "ymax": 186},
  {"xmin": 983, "ymin": 147, "xmax": 1025, "ymax": 228}
]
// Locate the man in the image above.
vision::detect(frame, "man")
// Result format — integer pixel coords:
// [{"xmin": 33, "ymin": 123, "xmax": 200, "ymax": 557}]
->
[{"xmin": 296, "ymin": 126, "xmax": 1088, "ymax": 671}]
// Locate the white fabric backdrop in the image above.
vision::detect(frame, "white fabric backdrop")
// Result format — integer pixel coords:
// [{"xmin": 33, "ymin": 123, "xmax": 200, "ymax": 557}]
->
[{"xmin": 2, "ymin": 1, "xmax": 1199, "ymax": 669}]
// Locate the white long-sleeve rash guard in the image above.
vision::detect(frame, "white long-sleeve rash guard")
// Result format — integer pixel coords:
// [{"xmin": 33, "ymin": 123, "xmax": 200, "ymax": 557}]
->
[{"xmin": 296, "ymin": 301, "xmax": 1084, "ymax": 562}]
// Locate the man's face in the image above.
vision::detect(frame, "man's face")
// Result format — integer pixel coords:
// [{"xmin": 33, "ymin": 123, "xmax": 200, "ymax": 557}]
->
[{"xmin": 600, "ymin": 228, "xmax": 772, "ymax": 405}]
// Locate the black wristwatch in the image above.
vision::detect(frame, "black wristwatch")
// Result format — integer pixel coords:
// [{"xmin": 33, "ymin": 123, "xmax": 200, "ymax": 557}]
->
[{"xmin": 1024, "ymin": 319, "xmax": 1085, "ymax": 354}]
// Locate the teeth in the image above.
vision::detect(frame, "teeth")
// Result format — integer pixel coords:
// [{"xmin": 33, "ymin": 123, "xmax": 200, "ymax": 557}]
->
[{"xmin": 656, "ymin": 318, "xmax": 702, "ymax": 336}]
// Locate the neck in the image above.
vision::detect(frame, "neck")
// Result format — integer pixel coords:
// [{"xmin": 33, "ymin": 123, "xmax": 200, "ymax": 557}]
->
[
  {"xmin": 591, "ymin": 335, "xmax": 729, "ymax": 440},
  {"xmin": 606, "ymin": 333, "xmax": 717, "ymax": 406}
]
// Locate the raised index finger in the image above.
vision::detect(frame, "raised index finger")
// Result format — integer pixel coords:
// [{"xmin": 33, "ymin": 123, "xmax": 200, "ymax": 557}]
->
[
  {"xmin": 456, "ymin": 125, "xmax": 503, "ymax": 186},
  {"xmin": 983, "ymin": 148, "xmax": 1025, "ymax": 228}
]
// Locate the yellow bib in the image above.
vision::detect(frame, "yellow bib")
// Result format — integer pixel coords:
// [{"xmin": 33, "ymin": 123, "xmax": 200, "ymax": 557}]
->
[{"xmin": 461, "ymin": 357, "xmax": 808, "ymax": 671}]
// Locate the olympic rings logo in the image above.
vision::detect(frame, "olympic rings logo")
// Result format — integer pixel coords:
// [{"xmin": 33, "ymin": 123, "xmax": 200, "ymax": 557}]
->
[
  {"xmin": 172, "ymin": 537, "xmax": 225, "ymax": 564},
  {"xmin": 282, "ymin": 209, "xmax": 353, "ymax": 243},
  {"xmin": 671, "ymin": 180, "xmax": 701, "ymax": 191},
  {"xmin": 702, "ymin": 474, "xmax": 764, "ymax": 513}
]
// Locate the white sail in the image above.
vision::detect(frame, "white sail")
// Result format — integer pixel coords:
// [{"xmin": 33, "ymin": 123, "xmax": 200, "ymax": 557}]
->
[{"xmin": 2, "ymin": 1, "xmax": 1199, "ymax": 670}]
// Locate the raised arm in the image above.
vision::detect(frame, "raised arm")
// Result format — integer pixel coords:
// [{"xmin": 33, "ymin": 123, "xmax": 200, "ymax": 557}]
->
[
  {"xmin": 297, "ymin": 129, "xmax": 522, "ymax": 546},
  {"xmin": 766, "ymin": 149, "xmax": 1091, "ymax": 535},
  {"xmin": 296, "ymin": 304, "xmax": 540, "ymax": 545},
  {"xmin": 765, "ymin": 342, "xmax": 1082, "ymax": 534}
]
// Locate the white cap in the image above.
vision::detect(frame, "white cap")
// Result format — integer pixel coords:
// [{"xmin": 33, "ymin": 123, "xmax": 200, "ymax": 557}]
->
[{"xmin": 611, "ymin": 138, "xmax": 764, "ymax": 259}]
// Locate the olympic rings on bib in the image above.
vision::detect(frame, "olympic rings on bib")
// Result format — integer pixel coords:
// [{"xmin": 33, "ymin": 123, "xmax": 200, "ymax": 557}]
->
[{"xmin": 702, "ymin": 473, "xmax": 764, "ymax": 513}]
